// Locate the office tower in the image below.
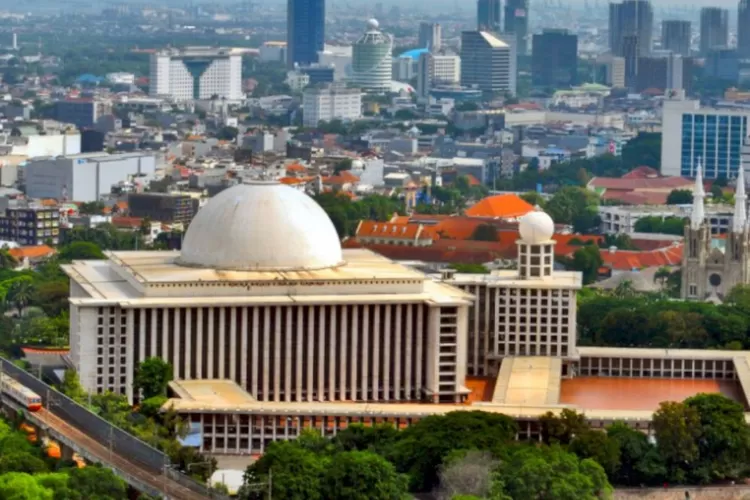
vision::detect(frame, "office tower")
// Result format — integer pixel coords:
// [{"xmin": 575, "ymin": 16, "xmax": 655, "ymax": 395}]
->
[
  {"xmin": 531, "ymin": 29, "xmax": 578, "ymax": 88},
  {"xmin": 609, "ymin": 0, "xmax": 653, "ymax": 57},
  {"xmin": 636, "ymin": 53, "xmax": 693, "ymax": 94},
  {"xmin": 419, "ymin": 22, "xmax": 442, "ymax": 51},
  {"xmin": 622, "ymin": 34, "xmax": 640, "ymax": 89},
  {"xmin": 700, "ymin": 7, "xmax": 729, "ymax": 55},
  {"xmin": 477, "ymin": 0, "xmax": 501, "ymax": 32},
  {"xmin": 740, "ymin": 0, "xmax": 750, "ymax": 58},
  {"xmin": 417, "ymin": 51, "xmax": 461, "ymax": 99},
  {"xmin": 287, "ymin": 0, "xmax": 325, "ymax": 68},
  {"xmin": 504, "ymin": 0, "xmax": 529, "ymax": 56},
  {"xmin": 460, "ymin": 31, "xmax": 516, "ymax": 95},
  {"xmin": 148, "ymin": 47, "xmax": 242, "ymax": 102},
  {"xmin": 705, "ymin": 48, "xmax": 740, "ymax": 81},
  {"xmin": 351, "ymin": 19, "xmax": 393, "ymax": 93},
  {"xmin": 662, "ymin": 20, "xmax": 691, "ymax": 57},
  {"xmin": 596, "ymin": 54, "xmax": 626, "ymax": 87},
  {"xmin": 661, "ymin": 94, "xmax": 749, "ymax": 178}
]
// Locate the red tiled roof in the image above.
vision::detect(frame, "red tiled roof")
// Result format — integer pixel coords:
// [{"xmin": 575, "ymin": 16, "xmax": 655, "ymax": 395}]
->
[
  {"xmin": 356, "ymin": 221, "xmax": 436, "ymax": 241},
  {"xmin": 601, "ymin": 190, "xmax": 670, "ymax": 205},
  {"xmin": 8, "ymin": 245, "xmax": 55, "ymax": 260},
  {"xmin": 465, "ymin": 194, "xmax": 534, "ymax": 219},
  {"xmin": 600, "ymin": 243, "xmax": 683, "ymax": 270},
  {"xmin": 112, "ymin": 216, "xmax": 143, "ymax": 229},
  {"xmin": 621, "ymin": 166, "xmax": 660, "ymax": 179},
  {"xmin": 589, "ymin": 176, "xmax": 693, "ymax": 190}
]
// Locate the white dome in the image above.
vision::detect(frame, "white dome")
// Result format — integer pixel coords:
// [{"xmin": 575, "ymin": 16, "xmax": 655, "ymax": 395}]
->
[
  {"xmin": 178, "ymin": 182, "xmax": 344, "ymax": 271},
  {"xmin": 519, "ymin": 210, "xmax": 555, "ymax": 244},
  {"xmin": 367, "ymin": 18, "xmax": 380, "ymax": 30}
]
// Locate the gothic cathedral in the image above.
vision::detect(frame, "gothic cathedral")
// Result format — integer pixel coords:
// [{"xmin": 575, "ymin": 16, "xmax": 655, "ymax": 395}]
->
[{"xmin": 681, "ymin": 162, "xmax": 750, "ymax": 300}]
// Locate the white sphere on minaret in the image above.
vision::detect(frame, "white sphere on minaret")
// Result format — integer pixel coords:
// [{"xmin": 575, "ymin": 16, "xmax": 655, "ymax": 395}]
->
[{"xmin": 519, "ymin": 210, "xmax": 555, "ymax": 244}]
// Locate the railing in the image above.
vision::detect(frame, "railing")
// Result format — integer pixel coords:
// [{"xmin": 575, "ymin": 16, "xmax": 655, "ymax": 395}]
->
[{"xmin": 0, "ymin": 358, "xmax": 228, "ymax": 500}]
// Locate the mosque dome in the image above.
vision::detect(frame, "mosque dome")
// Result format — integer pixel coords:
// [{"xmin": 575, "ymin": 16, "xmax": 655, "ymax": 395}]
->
[
  {"xmin": 519, "ymin": 210, "xmax": 555, "ymax": 244},
  {"xmin": 177, "ymin": 181, "xmax": 344, "ymax": 271}
]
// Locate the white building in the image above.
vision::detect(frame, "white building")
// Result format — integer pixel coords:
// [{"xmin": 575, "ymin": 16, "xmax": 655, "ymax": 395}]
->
[
  {"xmin": 302, "ymin": 84, "xmax": 362, "ymax": 127},
  {"xmin": 259, "ymin": 41, "xmax": 287, "ymax": 63},
  {"xmin": 317, "ymin": 45, "xmax": 353, "ymax": 81},
  {"xmin": 417, "ymin": 52, "xmax": 461, "ymax": 99},
  {"xmin": 661, "ymin": 92, "xmax": 750, "ymax": 178},
  {"xmin": 285, "ymin": 70, "xmax": 310, "ymax": 91},
  {"xmin": 0, "ymin": 132, "xmax": 81, "ymax": 158},
  {"xmin": 392, "ymin": 56, "xmax": 417, "ymax": 82},
  {"xmin": 419, "ymin": 22, "xmax": 442, "ymax": 51},
  {"xmin": 351, "ymin": 19, "xmax": 393, "ymax": 93},
  {"xmin": 149, "ymin": 47, "xmax": 243, "ymax": 102},
  {"xmin": 460, "ymin": 31, "xmax": 516, "ymax": 96},
  {"xmin": 106, "ymin": 73, "xmax": 136, "ymax": 85},
  {"xmin": 599, "ymin": 203, "xmax": 733, "ymax": 235}
]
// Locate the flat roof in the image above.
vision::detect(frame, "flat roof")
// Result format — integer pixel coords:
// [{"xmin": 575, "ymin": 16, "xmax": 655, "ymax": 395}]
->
[
  {"xmin": 170, "ymin": 380, "xmax": 256, "ymax": 405},
  {"xmin": 448, "ymin": 269, "xmax": 582, "ymax": 290},
  {"xmin": 493, "ymin": 357, "xmax": 561, "ymax": 406}
]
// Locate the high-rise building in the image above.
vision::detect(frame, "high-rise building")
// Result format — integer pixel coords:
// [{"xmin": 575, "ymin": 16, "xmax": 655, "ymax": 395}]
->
[
  {"xmin": 636, "ymin": 54, "xmax": 693, "ymax": 94},
  {"xmin": 55, "ymin": 98, "xmax": 111, "ymax": 130},
  {"xmin": 302, "ymin": 83, "xmax": 362, "ymax": 127},
  {"xmin": 622, "ymin": 34, "xmax": 640, "ymax": 89},
  {"xmin": 700, "ymin": 7, "xmax": 729, "ymax": 56},
  {"xmin": 417, "ymin": 51, "xmax": 461, "ymax": 99},
  {"xmin": 149, "ymin": 47, "xmax": 242, "ymax": 102},
  {"xmin": 596, "ymin": 54, "xmax": 626, "ymax": 88},
  {"xmin": 286, "ymin": 0, "xmax": 325, "ymax": 68},
  {"xmin": 705, "ymin": 48, "xmax": 740, "ymax": 81},
  {"xmin": 460, "ymin": 31, "xmax": 516, "ymax": 95},
  {"xmin": 661, "ymin": 92, "xmax": 749, "ymax": 178},
  {"xmin": 504, "ymin": 0, "xmax": 529, "ymax": 56},
  {"xmin": 609, "ymin": 0, "xmax": 653, "ymax": 57},
  {"xmin": 531, "ymin": 29, "xmax": 578, "ymax": 88},
  {"xmin": 419, "ymin": 22, "xmax": 442, "ymax": 51},
  {"xmin": 740, "ymin": 0, "xmax": 750, "ymax": 58},
  {"xmin": 477, "ymin": 0, "xmax": 501, "ymax": 32},
  {"xmin": 661, "ymin": 20, "xmax": 691, "ymax": 57},
  {"xmin": 351, "ymin": 19, "xmax": 393, "ymax": 93}
]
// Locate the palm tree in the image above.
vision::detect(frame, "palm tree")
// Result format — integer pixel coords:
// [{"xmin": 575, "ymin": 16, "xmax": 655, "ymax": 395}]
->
[
  {"xmin": 613, "ymin": 279, "xmax": 636, "ymax": 298},
  {"xmin": 654, "ymin": 266, "xmax": 672, "ymax": 290},
  {"xmin": 7, "ymin": 280, "xmax": 34, "ymax": 316},
  {"xmin": 0, "ymin": 249, "xmax": 18, "ymax": 270}
]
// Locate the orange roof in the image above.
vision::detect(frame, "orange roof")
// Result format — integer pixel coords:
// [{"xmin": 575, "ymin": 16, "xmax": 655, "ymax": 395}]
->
[
  {"xmin": 8, "ymin": 245, "xmax": 56, "ymax": 260},
  {"xmin": 356, "ymin": 221, "xmax": 435, "ymax": 241},
  {"xmin": 465, "ymin": 194, "xmax": 534, "ymax": 219},
  {"xmin": 323, "ymin": 170, "xmax": 360, "ymax": 185},
  {"xmin": 279, "ymin": 176, "xmax": 308, "ymax": 185},
  {"xmin": 464, "ymin": 174, "xmax": 482, "ymax": 187},
  {"xmin": 600, "ymin": 244, "xmax": 684, "ymax": 271},
  {"xmin": 40, "ymin": 199, "xmax": 58, "ymax": 207},
  {"xmin": 112, "ymin": 216, "xmax": 143, "ymax": 229},
  {"xmin": 389, "ymin": 215, "xmax": 411, "ymax": 225},
  {"xmin": 115, "ymin": 201, "xmax": 128, "ymax": 210},
  {"xmin": 286, "ymin": 163, "xmax": 306, "ymax": 173}
]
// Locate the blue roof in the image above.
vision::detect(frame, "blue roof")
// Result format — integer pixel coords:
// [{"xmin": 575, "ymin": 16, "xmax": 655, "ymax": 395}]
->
[
  {"xmin": 399, "ymin": 48, "xmax": 429, "ymax": 60},
  {"xmin": 76, "ymin": 74, "xmax": 104, "ymax": 83}
]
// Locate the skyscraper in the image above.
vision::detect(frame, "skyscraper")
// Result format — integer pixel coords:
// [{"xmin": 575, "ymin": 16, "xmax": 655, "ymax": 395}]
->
[
  {"xmin": 609, "ymin": 0, "xmax": 653, "ymax": 57},
  {"xmin": 287, "ymin": 0, "xmax": 325, "ymax": 68},
  {"xmin": 461, "ymin": 31, "xmax": 516, "ymax": 96},
  {"xmin": 662, "ymin": 20, "xmax": 691, "ymax": 57},
  {"xmin": 504, "ymin": 0, "xmax": 529, "ymax": 56},
  {"xmin": 419, "ymin": 22, "xmax": 442, "ymax": 51},
  {"xmin": 351, "ymin": 19, "xmax": 393, "ymax": 93},
  {"xmin": 477, "ymin": 0, "xmax": 501, "ymax": 32},
  {"xmin": 700, "ymin": 7, "xmax": 729, "ymax": 56},
  {"xmin": 531, "ymin": 29, "xmax": 578, "ymax": 88},
  {"xmin": 622, "ymin": 34, "xmax": 640, "ymax": 89},
  {"xmin": 740, "ymin": 0, "xmax": 750, "ymax": 58}
]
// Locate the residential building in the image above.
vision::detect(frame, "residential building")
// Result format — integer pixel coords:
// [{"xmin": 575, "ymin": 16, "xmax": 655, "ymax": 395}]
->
[
  {"xmin": 23, "ymin": 153, "xmax": 157, "ymax": 202},
  {"xmin": 531, "ymin": 29, "xmax": 578, "ymax": 88},
  {"xmin": 351, "ymin": 19, "xmax": 393, "ymax": 93},
  {"xmin": 700, "ymin": 7, "xmax": 729, "ymax": 56},
  {"xmin": 477, "ymin": 0, "xmax": 501, "ymax": 32},
  {"xmin": 287, "ymin": 0, "xmax": 325, "ymax": 68},
  {"xmin": 504, "ymin": 0, "xmax": 529, "ymax": 56},
  {"xmin": 417, "ymin": 52, "xmax": 461, "ymax": 99},
  {"xmin": 740, "ymin": 0, "xmax": 750, "ymax": 58},
  {"xmin": 302, "ymin": 84, "xmax": 362, "ymax": 127},
  {"xmin": 661, "ymin": 20, "xmax": 691, "ymax": 57},
  {"xmin": 317, "ymin": 45, "xmax": 353, "ymax": 81},
  {"xmin": 149, "ymin": 47, "xmax": 243, "ymax": 102},
  {"xmin": 660, "ymin": 93, "xmax": 749, "ymax": 178},
  {"xmin": 419, "ymin": 22, "xmax": 442, "ymax": 51},
  {"xmin": 0, "ymin": 205, "xmax": 59, "ymax": 246},
  {"xmin": 55, "ymin": 99, "xmax": 111, "ymax": 130},
  {"xmin": 127, "ymin": 193, "xmax": 198, "ymax": 225},
  {"xmin": 460, "ymin": 31, "xmax": 516, "ymax": 96},
  {"xmin": 609, "ymin": 0, "xmax": 653, "ymax": 57}
]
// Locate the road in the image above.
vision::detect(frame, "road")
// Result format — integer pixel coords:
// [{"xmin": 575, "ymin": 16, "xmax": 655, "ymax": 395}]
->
[{"xmin": 36, "ymin": 408, "xmax": 209, "ymax": 500}]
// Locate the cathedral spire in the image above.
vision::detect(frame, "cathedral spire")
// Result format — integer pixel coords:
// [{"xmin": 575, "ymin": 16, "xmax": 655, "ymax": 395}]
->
[
  {"xmin": 733, "ymin": 166, "xmax": 747, "ymax": 233},
  {"xmin": 690, "ymin": 159, "xmax": 705, "ymax": 230}
]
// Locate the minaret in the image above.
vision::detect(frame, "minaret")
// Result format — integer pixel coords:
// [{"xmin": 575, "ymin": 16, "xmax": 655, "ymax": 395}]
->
[
  {"xmin": 734, "ymin": 166, "xmax": 747, "ymax": 233},
  {"xmin": 690, "ymin": 159, "xmax": 705, "ymax": 230}
]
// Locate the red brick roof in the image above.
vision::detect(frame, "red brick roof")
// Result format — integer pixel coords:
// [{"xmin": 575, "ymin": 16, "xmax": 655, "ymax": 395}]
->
[
  {"xmin": 600, "ymin": 243, "xmax": 683, "ymax": 270},
  {"xmin": 589, "ymin": 176, "xmax": 693, "ymax": 191},
  {"xmin": 621, "ymin": 166, "xmax": 660, "ymax": 179}
]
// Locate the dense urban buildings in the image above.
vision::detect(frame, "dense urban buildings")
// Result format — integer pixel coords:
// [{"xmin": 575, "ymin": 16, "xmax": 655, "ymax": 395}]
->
[
  {"xmin": 503, "ymin": 0, "xmax": 529, "ymax": 56},
  {"xmin": 301, "ymin": 83, "xmax": 363, "ymax": 127},
  {"xmin": 460, "ymin": 31, "xmax": 516, "ymax": 96},
  {"xmin": 351, "ymin": 19, "xmax": 393, "ymax": 94},
  {"xmin": 660, "ymin": 92, "xmax": 749, "ymax": 178},
  {"xmin": 531, "ymin": 29, "xmax": 578, "ymax": 88},
  {"xmin": 740, "ymin": 0, "xmax": 750, "ymax": 58},
  {"xmin": 286, "ymin": 0, "xmax": 325, "ymax": 68},
  {"xmin": 476, "ymin": 0, "xmax": 501, "ymax": 32},
  {"xmin": 418, "ymin": 22, "xmax": 442, "ymax": 51},
  {"xmin": 661, "ymin": 20, "xmax": 691, "ymax": 57},
  {"xmin": 54, "ymin": 98, "xmax": 111, "ymax": 130},
  {"xmin": 127, "ymin": 193, "xmax": 198, "ymax": 226},
  {"xmin": 0, "ymin": 205, "xmax": 59, "ymax": 246},
  {"xmin": 609, "ymin": 0, "xmax": 653, "ymax": 57},
  {"xmin": 636, "ymin": 53, "xmax": 693, "ymax": 94},
  {"xmin": 149, "ymin": 47, "xmax": 243, "ymax": 102},
  {"xmin": 699, "ymin": 7, "xmax": 729, "ymax": 56}
]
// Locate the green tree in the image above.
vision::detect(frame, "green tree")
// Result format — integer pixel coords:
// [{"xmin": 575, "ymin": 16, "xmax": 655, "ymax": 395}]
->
[
  {"xmin": 32, "ymin": 281, "xmax": 69, "ymax": 318},
  {"xmin": 539, "ymin": 409, "xmax": 589, "ymax": 445},
  {"xmin": 215, "ymin": 126, "xmax": 239, "ymax": 141},
  {"xmin": 568, "ymin": 430, "xmax": 621, "ymax": 477},
  {"xmin": 67, "ymin": 466, "xmax": 127, "ymax": 499},
  {"xmin": 520, "ymin": 191, "xmax": 545, "ymax": 207},
  {"xmin": 725, "ymin": 284, "xmax": 750, "ymax": 315},
  {"xmin": 621, "ymin": 132, "xmax": 660, "ymax": 169},
  {"xmin": 607, "ymin": 422, "xmax": 666, "ymax": 486},
  {"xmin": 470, "ymin": 223, "xmax": 498, "ymax": 242},
  {"xmin": 0, "ymin": 453, "xmax": 47, "ymax": 475},
  {"xmin": 6, "ymin": 280, "xmax": 33, "ymax": 316},
  {"xmin": 60, "ymin": 369, "xmax": 87, "ymax": 404},
  {"xmin": 322, "ymin": 450, "xmax": 408, "ymax": 500},
  {"xmin": 77, "ymin": 201, "xmax": 105, "ymax": 215},
  {"xmin": 545, "ymin": 187, "xmax": 600, "ymax": 232},
  {"xmin": 331, "ymin": 424, "xmax": 400, "ymax": 456},
  {"xmin": 565, "ymin": 245, "xmax": 603, "ymax": 285},
  {"xmin": 244, "ymin": 440, "xmax": 326, "ymax": 500},
  {"xmin": 654, "ymin": 267, "xmax": 672, "ymax": 290},
  {"xmin": 333, "ymin": 158, "xmax": 353, "ymax": 174},
  {"xmin": 448, "ymin": 263, "xmax": 490, "ymax": 274},
  {"xmin": 0, "ymin": 472, "xmax": 54, "ymax": 500},
  {"xmin": 652, "ymin": 401, "xmax": 700, "ymax": 481},
  {"xmin": 0, "ymin": 250, "xmax": 18, "ymax": 270},
  {"xmin": 134, "ymin": 358, "xmax": 173, "ymax": 400},
  {"xmin": 666, "ymin": 189, "xmax": 693, "ymax": 205},
  {"xmin": 58, "ymin": 242, "xmax": 106, "ymax": 261}
]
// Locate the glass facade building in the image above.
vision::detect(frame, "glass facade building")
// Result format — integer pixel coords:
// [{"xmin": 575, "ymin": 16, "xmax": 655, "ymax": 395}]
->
[
  {"xmin": 286, "ymin": 0, "xmax": 325, "ymax": 68},
  {"xmin": 680, "ymin": 113, "xmax": 747, "ymax": 178}
]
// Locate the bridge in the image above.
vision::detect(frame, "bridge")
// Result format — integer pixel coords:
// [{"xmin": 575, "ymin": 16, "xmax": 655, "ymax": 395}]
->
[{"xmin": 0, "ymin": 359, "xmax": 221, "ymax": 500}]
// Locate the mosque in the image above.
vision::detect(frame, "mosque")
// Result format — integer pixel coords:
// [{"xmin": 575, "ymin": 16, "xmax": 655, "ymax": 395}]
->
[{"xmin": 63, "ymin": 180, "xmax": 750, "ymax": 455}]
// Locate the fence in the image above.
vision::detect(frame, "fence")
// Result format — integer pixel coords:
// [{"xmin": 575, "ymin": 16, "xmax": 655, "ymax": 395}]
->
[{"xmin": 0, "ymin": 358, "xmax": 227, "ymax": 499}]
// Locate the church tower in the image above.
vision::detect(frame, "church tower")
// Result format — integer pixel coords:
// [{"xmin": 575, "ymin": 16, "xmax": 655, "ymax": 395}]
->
[
  {"xmin": 681, "ymin": 161, "xmax": 711, "ymax": 299},
  {"xmin": 723, "ymin": 165, "xmax": 750, "ymax": 293}
]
